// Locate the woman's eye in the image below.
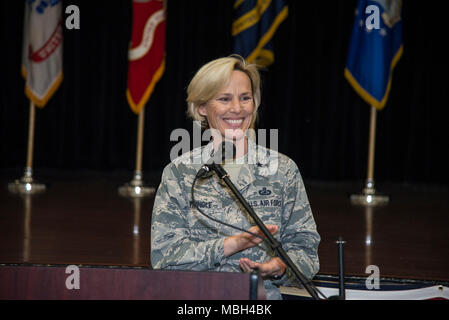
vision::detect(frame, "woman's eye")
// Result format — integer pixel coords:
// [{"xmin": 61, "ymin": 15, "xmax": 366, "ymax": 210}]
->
[
  {"xmin": 241, "ymin": 95, "xmax": 252, "ymax": 101},
  {"xmin": 218, "ymin": 97, "xmax": 230, "ymax": 102}
]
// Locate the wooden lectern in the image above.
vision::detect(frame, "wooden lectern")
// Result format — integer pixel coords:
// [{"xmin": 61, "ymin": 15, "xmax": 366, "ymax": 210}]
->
[{"xmin": 0, "ymin": 264, "xmax": 266, "ymax": 300}]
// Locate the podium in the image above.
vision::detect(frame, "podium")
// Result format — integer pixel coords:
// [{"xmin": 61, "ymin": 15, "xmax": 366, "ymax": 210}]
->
[{"xmin": 0, "ymin": 264, "xmax": 266, "ymax": 300}]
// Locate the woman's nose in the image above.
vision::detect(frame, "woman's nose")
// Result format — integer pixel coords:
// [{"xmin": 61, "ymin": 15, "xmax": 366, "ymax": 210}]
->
[{"xmin": 229, "ymin": 98, "xmax": 242, "ymax": 113}]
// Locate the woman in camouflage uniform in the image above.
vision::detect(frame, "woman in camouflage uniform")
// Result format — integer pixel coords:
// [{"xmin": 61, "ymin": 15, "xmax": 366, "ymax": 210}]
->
[{"xmin": 151, "ymin": 55, "xmax": 320, "ymax": 300}]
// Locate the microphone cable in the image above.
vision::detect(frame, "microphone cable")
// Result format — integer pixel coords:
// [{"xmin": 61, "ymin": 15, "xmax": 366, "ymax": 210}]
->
[{"xmin": 190, "ymin": 174, "xmax": 265, "ymax": 242}]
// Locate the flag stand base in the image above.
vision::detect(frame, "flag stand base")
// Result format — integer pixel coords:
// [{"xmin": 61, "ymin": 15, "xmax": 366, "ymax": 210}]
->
[
  {"xmin": 8, "ymin": 167, "xmax": 46, "ymax": 195},
  {"xmin": 118, "ymin": 170, "xmax": 154, "ymax": 198},
  {"xmin": 350, "ymin": 179, "xmax": 389, "ymax": 206}
]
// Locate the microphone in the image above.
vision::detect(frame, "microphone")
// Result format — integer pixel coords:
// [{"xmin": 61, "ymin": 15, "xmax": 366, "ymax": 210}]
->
[
  {"xmin": 196, "ymin": 164, "xmax": 213, "ymax": 179},
  {"xmin": 196, "ymin": 141, "xmax": 236, "ymax": 179},
  {"xmin": 192, "ymin": 140, "xmax": 324, "ymax": 300}
]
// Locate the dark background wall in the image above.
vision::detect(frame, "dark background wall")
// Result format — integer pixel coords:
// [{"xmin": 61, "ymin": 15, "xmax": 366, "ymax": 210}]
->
[{"xmin": 1, "ymin": 0, "xmax": 448, "ymax": 185}]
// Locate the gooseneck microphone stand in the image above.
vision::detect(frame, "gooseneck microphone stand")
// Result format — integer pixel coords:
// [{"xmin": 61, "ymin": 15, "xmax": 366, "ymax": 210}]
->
[{"xmin": 199, "ymin": 162, "xmax": 323, "ymax": 300}]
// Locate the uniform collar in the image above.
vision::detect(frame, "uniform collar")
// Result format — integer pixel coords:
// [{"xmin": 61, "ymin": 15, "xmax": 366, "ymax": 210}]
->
[{"xmin": 201, "ymin": 138, "xmax": 279, "ymax": 195}]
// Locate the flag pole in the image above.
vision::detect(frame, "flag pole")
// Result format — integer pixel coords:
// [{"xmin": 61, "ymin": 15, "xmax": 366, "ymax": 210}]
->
[
  {"xmin": 119, "ymin": 107, "xmax": 155, "ymax": 198},
  {"xmin": 366, "ymin": 104, "xmax": 377, "ymax": 187},
  {"xmin": 350, "ymin": 105, "xmax": 389, "ymax": 206},
  {"xmin": 135, "ymin": 105, "xmax": 145, "ymax": 179},
  {"xmin": 9, "ymin": 100, "xmax": 46, "ymax": 194}
]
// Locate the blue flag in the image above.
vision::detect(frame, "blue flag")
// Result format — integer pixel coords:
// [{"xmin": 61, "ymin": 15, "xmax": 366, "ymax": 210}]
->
[
  {"xmin": 232, "ymin": 0, "xmax": 288, "ymax": 67},
  {"xmin": 345, "ymin": 0, "xmax": 403, "ymax": 110}
]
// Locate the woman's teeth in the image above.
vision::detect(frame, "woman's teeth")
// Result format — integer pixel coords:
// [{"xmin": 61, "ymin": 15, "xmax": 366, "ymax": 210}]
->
[{"xmin": 224, "ymin": 119, "xmax": 243, "ymax": 125}]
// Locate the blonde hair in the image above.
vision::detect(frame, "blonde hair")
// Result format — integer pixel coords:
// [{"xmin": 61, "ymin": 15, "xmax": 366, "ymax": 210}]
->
[{"xmin": 186, "ymin": 55, "xmax": 261, "ymax": 128}]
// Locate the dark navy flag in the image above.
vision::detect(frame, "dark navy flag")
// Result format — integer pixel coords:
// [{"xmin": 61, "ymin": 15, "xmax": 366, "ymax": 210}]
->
[
  {"xmin": 232, "ymin": 0, "xmax": 288, "ymax": 67},
  {"xmin": 345, "ymin": 0, "xmax": 403, "ymax": 110}
]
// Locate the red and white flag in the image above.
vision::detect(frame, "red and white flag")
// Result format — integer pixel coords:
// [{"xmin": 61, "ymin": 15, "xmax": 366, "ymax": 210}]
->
[
  {"xmin": 126, "ymin": 0, "xmax": 166, "ymax": 114},
  {"xmin": 22, "ymin": 0, "xmax": 63, "ymax": 108}
]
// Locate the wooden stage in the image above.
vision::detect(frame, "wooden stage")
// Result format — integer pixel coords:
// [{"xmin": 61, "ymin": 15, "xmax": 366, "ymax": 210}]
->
[{"xmin": 1, "ymin": 170, "xmax": 448, "ymax": 288}]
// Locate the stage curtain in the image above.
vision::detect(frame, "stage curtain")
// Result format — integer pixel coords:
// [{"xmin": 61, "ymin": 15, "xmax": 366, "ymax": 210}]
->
[{"xmin": 0, "ymin": 0, "xmax": 447, "ymax": 184}]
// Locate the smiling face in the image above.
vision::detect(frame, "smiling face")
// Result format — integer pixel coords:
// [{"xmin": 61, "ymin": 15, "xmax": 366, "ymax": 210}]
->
[{"xmin": 198, "ymin": 70, "xmax": 254, "ymax": 143}]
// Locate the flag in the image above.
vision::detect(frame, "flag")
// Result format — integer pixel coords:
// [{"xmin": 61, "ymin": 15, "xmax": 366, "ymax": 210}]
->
[
  {"xmin": 22, "ymin": 0, "xmax": 63, "ymax": 108},
  {"xmin": 232, "ymin": 0, "xmax": 288, "ymax": 67},
  {"xmin": 344, "ymin": 0, "xmax": 403, "ymax": 110},
  {"xmin": 126, "ymin": 0, "xmax": 166, "ymax": 114}
]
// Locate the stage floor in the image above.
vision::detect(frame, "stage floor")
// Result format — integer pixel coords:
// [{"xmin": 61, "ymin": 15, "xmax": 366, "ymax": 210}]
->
[{"xmin": 1, "ymin": 170, "xmax": 448, "ymax": 284}]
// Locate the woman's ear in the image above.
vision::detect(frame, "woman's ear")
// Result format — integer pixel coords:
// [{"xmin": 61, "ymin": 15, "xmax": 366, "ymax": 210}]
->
[{"xmin": 198, "ymin": 103, "xmax": 207, "ymax": 117}]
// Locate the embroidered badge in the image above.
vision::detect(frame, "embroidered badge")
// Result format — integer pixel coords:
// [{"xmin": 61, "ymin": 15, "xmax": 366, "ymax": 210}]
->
[{"xmin": 258, "ymin": 187, "xmax": 272, "ymax": 196}]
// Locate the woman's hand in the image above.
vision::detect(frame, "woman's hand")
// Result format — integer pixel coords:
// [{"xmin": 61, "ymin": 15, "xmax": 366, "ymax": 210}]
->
[
  {"xmin": 224, "ymin": 224, "xmax": 278, "ymax": 257},
  {"xmin": 239, "ymin": 257, "xmax": 287, "ymax": 279}
]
